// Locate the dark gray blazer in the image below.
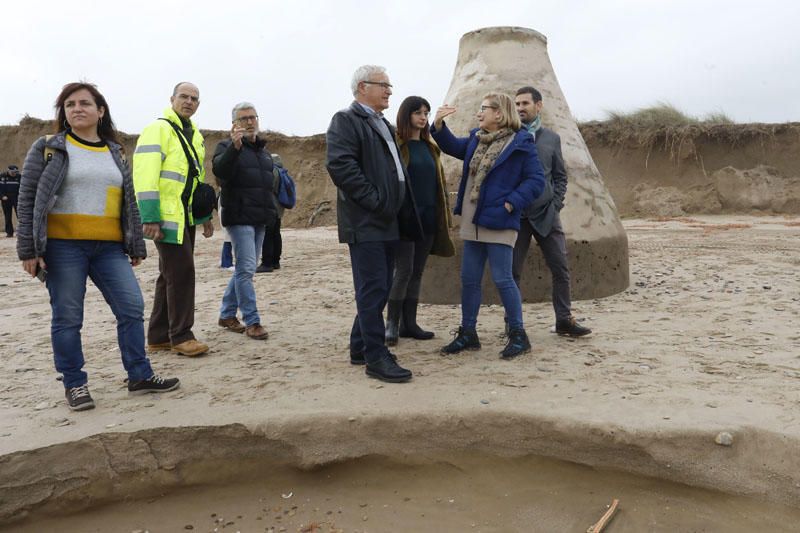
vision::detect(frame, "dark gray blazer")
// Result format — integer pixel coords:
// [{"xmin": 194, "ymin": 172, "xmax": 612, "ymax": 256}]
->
[{"xmin": 521, "ymin": 127, "xmax": 568, "ymax": 236}]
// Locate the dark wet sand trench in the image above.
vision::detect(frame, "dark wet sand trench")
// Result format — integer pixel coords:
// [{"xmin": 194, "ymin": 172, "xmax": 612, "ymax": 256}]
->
[{"xmin": 4, "ymin": 453, "xmax": 800, "ymax": 533}]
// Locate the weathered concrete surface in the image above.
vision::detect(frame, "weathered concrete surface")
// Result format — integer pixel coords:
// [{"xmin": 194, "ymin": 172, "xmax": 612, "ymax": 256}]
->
[{"xmin": 421, "ymin": 26, "xmax": 629, "ymax": 304}]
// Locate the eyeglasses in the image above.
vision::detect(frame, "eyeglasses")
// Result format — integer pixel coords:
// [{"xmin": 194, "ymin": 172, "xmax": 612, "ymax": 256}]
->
[
  {"xmin": 479, "ymin": 105, "xmax": 498, "ymax": 112},
  {"xmin": 362, "ymin": 81, "xmax": 393, "ymax": 90},
  {"xmin": 235, "ymin": 115, "xmax": 259, "ymax": 123}
]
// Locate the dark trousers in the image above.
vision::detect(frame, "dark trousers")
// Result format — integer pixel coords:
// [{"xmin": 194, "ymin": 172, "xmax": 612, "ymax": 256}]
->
[
  {"xmin": 148, "ymin": 225, "xmax": 197, "ymax": 345},
  {"xmin": 388, "ymin": 233, "xmax": 435, "ymax": 301},
  {"xmin": 348, "ymin": 240, "xmax": 396, "ymax": 364},
  {"xmin": 2, "ymin": 198, "xmax": 16, "ymax": 236},
  {"xmin": 261, "ymin": 217, "xmax": 282, "ymax": 267},
  {"xmin": 512, "ymin": 214, "xmax": 572, "ymax": 321}
]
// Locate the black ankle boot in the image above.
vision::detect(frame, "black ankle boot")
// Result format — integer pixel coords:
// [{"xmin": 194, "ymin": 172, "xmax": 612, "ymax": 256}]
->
[
  {"xmin": 501, "ymin": 328, "xmax": 531, "ymax": 359},
  {"xmin": 441, "ymin": 327, "xmax": 481, "ymax": 355},
  {"xmin": 384, "ymin": 299, "xmax": 402, "ymax": 346},
  {"xmin": 399, "ymin": 299, "xmax": 434, "ymax": 340}
]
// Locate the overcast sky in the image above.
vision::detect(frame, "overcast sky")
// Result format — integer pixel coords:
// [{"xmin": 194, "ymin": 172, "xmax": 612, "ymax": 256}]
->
[{"xmin": 2, "ymin": 0, "xmax": 797, "ymax": 136}]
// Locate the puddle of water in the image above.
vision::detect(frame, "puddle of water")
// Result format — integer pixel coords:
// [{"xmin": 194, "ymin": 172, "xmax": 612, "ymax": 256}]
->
[{"xmin": 3, "ymin": 453, "xmax": 799, "ymax": 532}]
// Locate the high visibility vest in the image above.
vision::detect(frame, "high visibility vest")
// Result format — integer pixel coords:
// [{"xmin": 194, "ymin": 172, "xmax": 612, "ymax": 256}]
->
[{"xmin": 133, "ymin": 107, "xmax": 207, "ymax": 244}]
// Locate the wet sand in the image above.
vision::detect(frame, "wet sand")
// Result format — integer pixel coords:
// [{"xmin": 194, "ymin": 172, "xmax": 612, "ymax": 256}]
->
[
  {"xmin": 4, "ymin": 453, "xmax": 800, "ymax": 533},
  {"xmin": 1, "ymin": 216, "xmax": 800, "ymax": 528}
]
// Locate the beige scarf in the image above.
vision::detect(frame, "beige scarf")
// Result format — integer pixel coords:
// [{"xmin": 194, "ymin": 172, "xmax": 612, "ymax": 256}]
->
[{"xmin": 468, "ymin": 127, "xmax": 514, "ymax": 202}]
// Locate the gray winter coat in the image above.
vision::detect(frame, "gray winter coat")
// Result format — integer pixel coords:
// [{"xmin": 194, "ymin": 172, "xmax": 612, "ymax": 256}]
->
[{"xmin": 16, "ymin": 132, "xmax": 146, "ymax": 260}]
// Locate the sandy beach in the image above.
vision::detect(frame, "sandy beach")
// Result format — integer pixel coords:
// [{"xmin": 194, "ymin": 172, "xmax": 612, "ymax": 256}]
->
[{"xmin": 1, "ymin": 215, "xmax": 800, "ymax": 530}]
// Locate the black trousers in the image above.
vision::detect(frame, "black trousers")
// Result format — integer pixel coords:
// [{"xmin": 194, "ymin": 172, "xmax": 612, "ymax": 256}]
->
[
  {"xmin": 2, "ymin": 198, "xmax": 16, "ymax": 236},
  {"xmin": 348, "ymin": 240, "xmax": 396, "ymax": 364},
  {"xmin": 512, "ymin": 213, "xmax": 572, "ymax": 322},
  {"xmin": 261, "ymin": 217, "xmax": 282, "ymax": 266}
]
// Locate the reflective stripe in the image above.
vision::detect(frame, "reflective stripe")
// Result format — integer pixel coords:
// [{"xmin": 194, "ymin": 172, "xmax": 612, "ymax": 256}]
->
[
  {"xmin": 137, "ymin": 191, "xmax": 160, "ymax": 201},
  {"xmin": 160, "ymin": 170, "xmax": 185, "ymax": 183},
  {"xmin": 162, "ymin": 221, "xmax": 180, "ymax": 231}
]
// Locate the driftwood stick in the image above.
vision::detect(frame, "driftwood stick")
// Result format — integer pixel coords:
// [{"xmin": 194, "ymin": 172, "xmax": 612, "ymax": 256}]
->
[{"xmin": 586, "ymin": 498, "xmax": 619, "ymax": 533}]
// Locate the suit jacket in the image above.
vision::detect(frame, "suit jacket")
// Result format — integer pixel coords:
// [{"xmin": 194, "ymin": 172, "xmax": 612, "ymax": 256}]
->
[
  {"xmin": 521, "ymin": 126, "xmax": 567, "ymax": 236},
  {"xmin": 326, "ymin": 101, "xmax": 422, "ymax": 244}
]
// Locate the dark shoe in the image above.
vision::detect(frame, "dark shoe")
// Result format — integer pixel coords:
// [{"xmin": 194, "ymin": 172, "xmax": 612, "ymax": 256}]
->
[
  {"xmin": 365, "ymin": 355, "xmax": 412, "ymax": 383},
  {"xmin": 256, "ymin": 264, "xmax": 274, "ymax": 273},
  {"xmin": 384, "ymin": 299, "xmax": 402, "ymax": 346},
  {"xmin": 555, "ymin": 316, "xmax": 592, "ymax": 337},
  {"xmin": 441, "ymin": 327, "xmax": 481, "ymax": 355},
  {"xmin": 65, "ymin": 384, "xmax": 95, "ymax": 411},
  {"xmin": 350, "ymin": 347, "xmax": 366, "ymax": 365},
  {"xmin": 128, "ymin": 375, "xmax": 181, "ymax": 395},
  {"xmin": 272, "ymin": 261, "xmax": 281, "ymax": 270},
  {"xmin": 399, "ymin": 299, "xmax": 434, "ymax": 340},
  {"xmin": 218, "ymin": 316, "xmax": 246, "ymax": 333},
  {"xmin": 501, "ymin": 328, "xmax": 531, "ymax": 359},
  {"xmin": 245, "ymin": 324, "xmax": 269, "ymax": 340}
]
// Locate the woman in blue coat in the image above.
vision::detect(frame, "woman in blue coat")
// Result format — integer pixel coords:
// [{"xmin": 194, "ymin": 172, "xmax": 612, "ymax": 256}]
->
[{"xmin": 431, "ymin": 92, "xmax": 544, "ymax": 359}]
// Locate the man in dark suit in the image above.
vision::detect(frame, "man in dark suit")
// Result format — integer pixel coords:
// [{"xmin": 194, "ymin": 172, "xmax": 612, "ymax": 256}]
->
[
  {"xmin": 326, "ymin": 65, "xmax": 422, "ymax": 383},
  {"xmin": 512, "ymin": 86, "xmax": 591, "ymax": 337}
]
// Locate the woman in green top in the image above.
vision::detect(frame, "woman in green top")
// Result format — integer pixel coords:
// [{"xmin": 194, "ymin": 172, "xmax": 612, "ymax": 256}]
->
[{"xmin": 386, "ymin": 96, "xmax": 455, "ymax": 345}]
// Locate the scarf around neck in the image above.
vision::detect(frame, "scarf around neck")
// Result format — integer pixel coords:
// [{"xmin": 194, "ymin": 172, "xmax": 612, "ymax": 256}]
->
[
  {"xmin": 468, "ymin": 127, "xmax": 514, "ymax": 202},
  {"xmin": 525, "ymin": 114, "xmax": 542, "ymax": 139}
]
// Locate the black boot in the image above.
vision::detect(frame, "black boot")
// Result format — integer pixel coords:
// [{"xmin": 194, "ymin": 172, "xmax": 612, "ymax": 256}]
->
[
  {"xmin": 555, "ymin": 316, "xmax": 592, "ymax": 337},
  {"xmin": 399, "ymin": 299, "xmax": 434, "ymax": 340},
  {"xmin": 441, "ymin": 327, "xmax": 481, "ymax": 355},
  {"xmin": 501, "ymin": 328, "xmax": 531, "ymax": 359},
  {"xmin": 384, "ymin": 299, "xmax": 402, "ymax": 346}
]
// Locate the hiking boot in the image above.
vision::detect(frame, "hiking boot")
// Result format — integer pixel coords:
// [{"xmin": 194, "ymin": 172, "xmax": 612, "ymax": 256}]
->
[
  {"xmin": 172, "ymin": 339, "xmax": 209, "ymax": 357},
  {"xmin": 399, "ymin": 299, "xmax": 434, "ymax": 340},
  {"xmin": 555, "ymin": 316, "xmax": 592, "ymax": 337},
  {"xmin": 501, "ymin": 328, "xmax": 531, "ymax": 360},
  {"xmin": 256, "ymin": 264, "xmax": 273, "ymax": 273},
  {"xmin": 245, "ymin": 324, "xmax": 269, "ymax": 340},
  {"xmin": 128, "ymin": 375, "xmax": 181, "ymax": 395},
  {"xmin": 384, "ymin": 299, "xmax": 402, "ymax": 346},
  {"xmin": 65, "ymin": 384, "xmax": 95, "ymax": 411},
  {"xmin": 147, "ymin": 341, "xmax": 172, "ymax": 351},
  {"xmin": 440, "ymin": 327, "xmax": 481, "ymax": 355},
  {"xmin": 218, "ymin": 316, "xmax": 246, "ymax": 333}
]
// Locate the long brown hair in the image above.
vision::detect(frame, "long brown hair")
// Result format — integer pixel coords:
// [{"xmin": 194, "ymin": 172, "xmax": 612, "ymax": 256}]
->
[
  {"xmin": 396, "ymin": 96, "xmax": 431, "ymax": 142},
  {"xmin": 54, "ymin": 82, "xmax": 120, "ymax": 145}
]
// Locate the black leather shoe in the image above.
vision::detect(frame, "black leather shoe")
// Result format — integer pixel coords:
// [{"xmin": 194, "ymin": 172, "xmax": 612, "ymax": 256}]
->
[
  {"xmin": 441, "ymin": 327, "xmax": 480, "ymax": 355},
  {"xmin": 501, "ymin": 328, "xmax": 531, "ymax": 359},
  {"xmin": 350, "ymin": 347, "xmax": 365, "ymax": 365},
  {"xmin": 555, "ymin": 316, "xmax": 592, "ymax": 337},
  {"xmin": 351, "ymin": 349, "xmax": 396, "ymax": 365},
  {"xmin": 365, "ymin": 355, "xmax": 412, "ymax": 383},
  {"xmin": 256, "ymin": 264, "xmax": 273, "ymax": 273}
]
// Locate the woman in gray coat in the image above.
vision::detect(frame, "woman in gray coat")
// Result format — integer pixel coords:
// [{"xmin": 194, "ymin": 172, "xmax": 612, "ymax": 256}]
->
[{"xmin": 17, "ymin": 82, "xmax": 179, "ymax": 412}]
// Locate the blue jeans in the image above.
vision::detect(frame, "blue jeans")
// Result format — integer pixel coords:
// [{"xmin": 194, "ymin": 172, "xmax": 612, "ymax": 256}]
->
[
  {"xmin": 45, "ymin": 239, "xmax": 153, "ymax": 389},
  {"xmin": 220, "ymin": 225, "xmax": 265, "ymax": 326},
  {"xmin": 220, "ymin": 241, "xmax": 233, "ymax": 268},
  {"xmin": 461, "ymin": 240, "xmax": 524, "ymax": 330}
]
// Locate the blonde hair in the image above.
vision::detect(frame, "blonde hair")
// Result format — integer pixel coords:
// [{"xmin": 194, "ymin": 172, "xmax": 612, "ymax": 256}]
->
[{"xmin": 483, "ymin": 92, "xmax": 521, "ymax": 131}]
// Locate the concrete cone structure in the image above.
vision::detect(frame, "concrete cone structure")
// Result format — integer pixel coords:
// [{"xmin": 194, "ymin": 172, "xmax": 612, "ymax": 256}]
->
[{"xmin": 421, "ymin": 26, "xmax": 629, "ymax": 304}]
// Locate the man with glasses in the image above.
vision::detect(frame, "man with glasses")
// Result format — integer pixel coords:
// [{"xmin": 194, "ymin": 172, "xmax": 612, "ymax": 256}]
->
[
  {"xmin": 133, "ymin": 82, "xmax": 215, "ymax": 357},
  {"xmin": 512, "ymin": 86, "xmax": 591, "ymax": 337},
  {"xmin": 326, "ymin": 65, "xmax": 422, "ymax": 383},
  {"xmin": 212, "ymin": 103, "xmax": 276, "ymax": 340}
]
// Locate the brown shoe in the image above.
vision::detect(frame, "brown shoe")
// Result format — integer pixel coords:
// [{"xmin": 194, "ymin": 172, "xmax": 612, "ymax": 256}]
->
[
  {"xmin": 147, "ymin": 341, "xmax": 172, "ymax": 351},
  {"xmin": 172, "ymin": 339, "xmax": 209, "ymax": 357},
  {"xmin": 245, "ymin": 324, "xmax": 269, "ymax": 340},
  {"xmin": 218, "ymin": 316, "xmax": 246, "ymax": 333}
]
